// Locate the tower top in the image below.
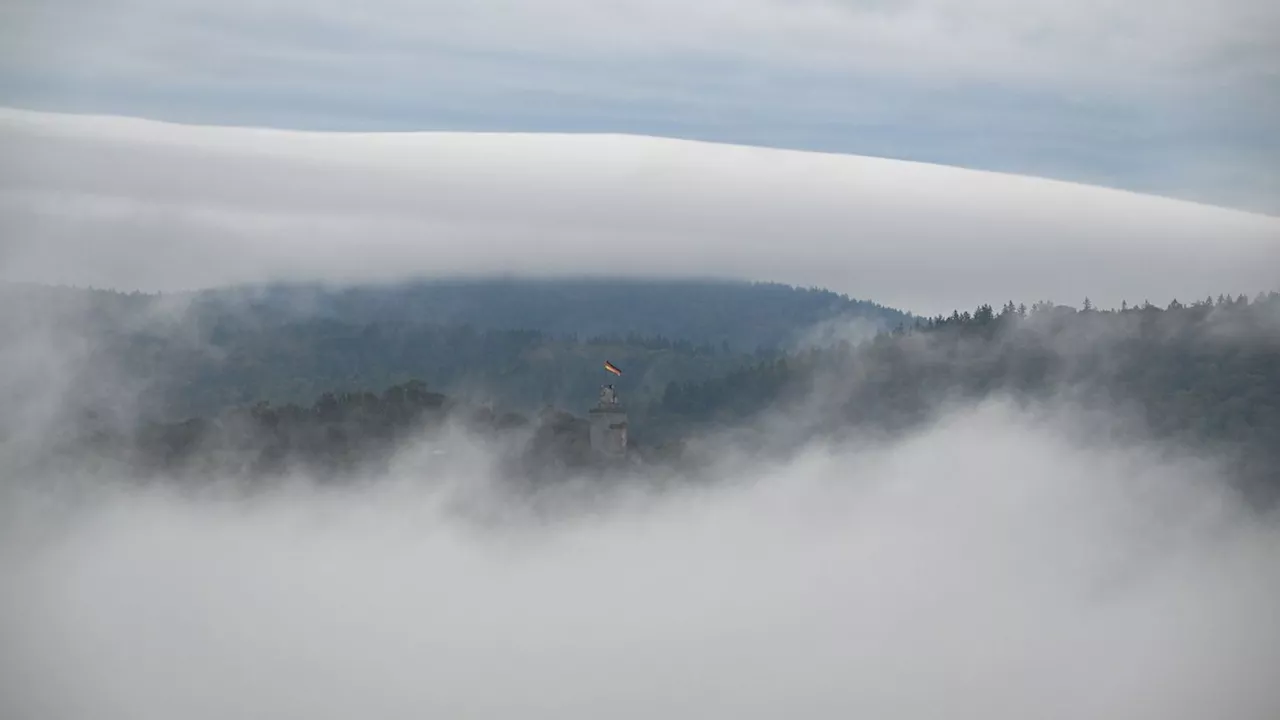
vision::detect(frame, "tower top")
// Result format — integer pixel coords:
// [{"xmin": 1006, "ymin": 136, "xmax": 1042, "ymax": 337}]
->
[
  {"xmin": 596, "ymin": 383, "xmax": 621, "ymax": 409},
  {"xmin": 589, "ymin": 383, "xmax": 628, "ymax": 459}
]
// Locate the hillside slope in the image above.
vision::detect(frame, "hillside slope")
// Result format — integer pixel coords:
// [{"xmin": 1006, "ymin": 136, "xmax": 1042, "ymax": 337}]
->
[
  {"xmin": 192, "ymin": 277, "xmax": 906, "ymax": 352},
  {"xmin": 2, "ymin": 279, "xmax": 898, "ymax": 420},
  {"xmin": 653, "ymin": 293, "xmax": 1280, "ymax": 500}
]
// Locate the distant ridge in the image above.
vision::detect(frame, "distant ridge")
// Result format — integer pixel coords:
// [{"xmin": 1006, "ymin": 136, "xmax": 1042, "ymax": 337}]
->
[
  {"xmin": 0, "ymin": 278, "xmax": 909, "ymax": 419},
  {"xmin": 4, "ymin": 276, "xmax": 909, "ymax": 352}
]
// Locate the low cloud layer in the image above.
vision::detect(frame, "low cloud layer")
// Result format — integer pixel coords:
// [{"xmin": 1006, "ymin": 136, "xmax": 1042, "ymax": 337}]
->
[
  {"xmin": 3, "ymin": 108, "xmax": 1278, "ymax": 316},
  {"xmin": 3, "ymin": 399, "xmax": 1278, "ymax": 719}
]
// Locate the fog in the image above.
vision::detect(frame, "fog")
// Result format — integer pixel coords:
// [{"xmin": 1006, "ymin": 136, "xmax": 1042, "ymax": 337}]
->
[
  {"xmin": 3, "ymin": 392, "xmax": 1279, "ymax": 718},
  {"xmin": 3, "ymin": 107, "xmax": 1279, "ymax": 316}
]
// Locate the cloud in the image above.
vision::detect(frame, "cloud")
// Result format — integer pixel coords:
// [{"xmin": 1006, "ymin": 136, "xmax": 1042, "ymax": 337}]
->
[
  {"xmin": 2, "ymin": 0, "xmax": 1278, "ymax": 212},
  {"xmin": 3, "ymin": 397, "xmax": 1278, "ymax": 719},
  {"xmin": 2, "ymin": 108, "xmax": 1278, "ymax": 316},
  {"xmin": 7, "ymin": 0, "xmax": 1275, "ymax": 93}
]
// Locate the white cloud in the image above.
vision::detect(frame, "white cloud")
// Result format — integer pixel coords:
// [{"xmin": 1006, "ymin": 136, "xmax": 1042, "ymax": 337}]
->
[
  {"xmin": 2, "ymin": 108, "xmax": 1277, "ymax": 315},
  {"xmin": 3, "ymin": 399, "xmax": 1278, "ymax": 719}
]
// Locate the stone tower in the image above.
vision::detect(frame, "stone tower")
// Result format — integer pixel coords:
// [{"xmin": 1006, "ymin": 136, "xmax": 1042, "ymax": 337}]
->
[{"xmin": 588, "ymin": 384, "xmax": 628, "ymax": 459}]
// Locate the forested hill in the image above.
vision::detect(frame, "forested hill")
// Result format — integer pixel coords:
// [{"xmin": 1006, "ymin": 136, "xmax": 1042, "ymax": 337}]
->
[
  {"xmin": 190, "ymin": 277, "xmax": 910, "ymax": 352},
  {"xmin": 2, "ymin": 278, "xmax": 904, "ymax": 421},
  {"xmin": 41, "ymin": 291, "xmax": 1280, "ymax": 502},
  {"xmin": 654, "ymin": 293, "xmax": 1280, "ymax": 500}
]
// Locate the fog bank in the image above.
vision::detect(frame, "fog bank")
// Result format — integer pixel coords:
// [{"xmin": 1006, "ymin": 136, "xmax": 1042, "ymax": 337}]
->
[
  {"xmin": 3, "ymin": 108, "xmax": 1278, "ymax": 316},
  {"xmin": 3, "ymin": 399, "xmax": 1277, "ymax": 720}
]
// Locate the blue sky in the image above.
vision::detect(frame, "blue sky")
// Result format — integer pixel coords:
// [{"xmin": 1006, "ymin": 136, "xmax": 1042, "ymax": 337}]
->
[{"xmin": 2, "ymin": 0, "xmax": 1277, "ymax": 214}]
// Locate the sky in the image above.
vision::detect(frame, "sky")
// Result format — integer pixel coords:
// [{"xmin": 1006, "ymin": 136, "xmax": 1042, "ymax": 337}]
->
[{"xmin": 2, "ymin": 0, "xmax": 1279, "ymax": 215}]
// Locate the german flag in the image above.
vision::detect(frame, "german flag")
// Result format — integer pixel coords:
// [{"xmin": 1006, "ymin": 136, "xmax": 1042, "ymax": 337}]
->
[{"xmin": 604, "ymin": 360, "xmax": 623, "ymax": 376}]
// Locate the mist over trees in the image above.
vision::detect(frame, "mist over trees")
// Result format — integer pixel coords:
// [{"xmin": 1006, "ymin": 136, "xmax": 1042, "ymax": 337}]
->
[
  {"xmin": 658, "ymin": 292, "xmax": 1280, "ymax": 501},
  {"xmin": 19, "ymin": 285, "xmax": 1277, "ymax": 503}
]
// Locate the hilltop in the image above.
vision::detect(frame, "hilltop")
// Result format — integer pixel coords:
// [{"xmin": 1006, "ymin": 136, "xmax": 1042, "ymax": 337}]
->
[
  {"xmin": 28, "ymin": 291, "xmax": 1279, "ymax": 506},
  {"xmin": 0, "ymin": 278, "xmax": 906, "ymax": 421}
]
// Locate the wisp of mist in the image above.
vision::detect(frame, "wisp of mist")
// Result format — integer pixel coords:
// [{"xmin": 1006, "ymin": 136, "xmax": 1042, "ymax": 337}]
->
[{"xmin": 3, "ymin": 392, "xmax": 1278, "ymax": 719}]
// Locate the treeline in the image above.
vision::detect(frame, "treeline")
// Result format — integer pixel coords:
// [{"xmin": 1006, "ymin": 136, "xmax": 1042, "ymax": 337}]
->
[
  {"xmin": 116, "ymin": 320, "xmax": 757, "ymax": 421},
  {"xmin": 129, "ymin": 380, "xmax": 463, "ymax": 478},
  {"xmin": 67, "ymin": 379, "xmax": 659, "ymax": 482},
  {"xmin": 14, "ymin": 283, "xmax": 1279, "ymax": 497},
  {"xmin": 655, "ymin": 292, "xmax": 1280, "ymax": 498}
]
